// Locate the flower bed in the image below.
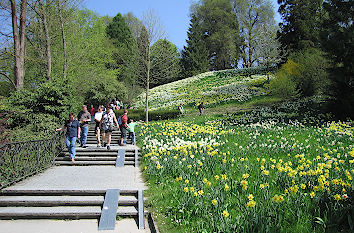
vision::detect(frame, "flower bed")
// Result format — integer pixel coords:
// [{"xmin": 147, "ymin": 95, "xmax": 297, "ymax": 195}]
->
[{"xmin": 139, "ymin": 119, "xmax": 353, "ymax": 232}]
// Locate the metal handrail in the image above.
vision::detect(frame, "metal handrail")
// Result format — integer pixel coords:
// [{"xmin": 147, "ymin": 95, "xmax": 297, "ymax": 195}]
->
[{"xmin": 0, "ymin": 131, "xmax": 65, "ymax": 189}]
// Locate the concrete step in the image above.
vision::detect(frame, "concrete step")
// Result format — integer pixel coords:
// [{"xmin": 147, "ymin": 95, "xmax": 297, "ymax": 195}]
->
[
  {"xmin": 0, "ymin": 195, "xmax": 138, "ymax": 207},
  {"xmin": 63, "ymin": 148, "xmax": 139, "ymax": 153},
  {"xmin": 55, "ymin": 161, "xmax": 116, "ymax": 166},
  {"xmin": 0, "ymin": 190, "xmax": 138, "ymax": 196},
  {"xmin": 0, "ymin": 196, "xmax": 104, "ymax": 207},
  {"xmin": 61, "ymin": 152, "xmax": 117, "ymax": 156},
  {"xmin": 0, "ymin": 206, "xmax": 102, "ymax": 219},
  {"xmin": 56, "ymin": 157, "xmax": 117, "ymax": 161}
]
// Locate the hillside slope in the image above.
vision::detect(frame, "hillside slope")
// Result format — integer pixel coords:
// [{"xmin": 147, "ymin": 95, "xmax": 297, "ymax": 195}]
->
[{"xmin": 133, "ymin": 71, "xmax": 269, "ymax": 110}]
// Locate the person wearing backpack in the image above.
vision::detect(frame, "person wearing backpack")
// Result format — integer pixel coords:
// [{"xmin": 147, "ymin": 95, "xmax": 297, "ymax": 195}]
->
[
  {"xmin": 119, "ymin": 109, "xmax": 129, "ymax": 146},
  {"xmin": 100, "ymin": 106, "xmax": 119, "ymax": 150}
]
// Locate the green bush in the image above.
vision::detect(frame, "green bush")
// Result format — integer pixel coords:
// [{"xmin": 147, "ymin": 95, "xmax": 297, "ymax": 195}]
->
[
  {"xmin": 1, "ymin": 77, "xmax": 78, "ymax": 142},
  {"xmin": 270, "ymin": 48, "xmax": 330, "ymax": 99},
  {"xmin": 114, "ymin": 109, "xmax": 180, "ymax": 121},
  {"xmin": 269, "ymin": 60, "xmax": 299, "ymax": 99},
  {"xmin": 84, "ymin": 76, "xmax": 127, "ymax": 107}
]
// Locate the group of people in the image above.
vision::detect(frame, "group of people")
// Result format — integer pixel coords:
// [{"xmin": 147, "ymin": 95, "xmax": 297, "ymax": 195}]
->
[
  {"xmin": 178, "ymin": 102, "xmax": 205, "ymax": 115},
  {"xmin": 56, "ymin": 104, "xmax": 139, "ymax": 162}
]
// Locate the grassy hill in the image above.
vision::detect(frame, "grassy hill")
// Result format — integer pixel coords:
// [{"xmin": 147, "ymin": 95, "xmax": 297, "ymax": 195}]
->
[{"xmin": 133, "ymin": 70, "xmax": 271, "ymax": 111}]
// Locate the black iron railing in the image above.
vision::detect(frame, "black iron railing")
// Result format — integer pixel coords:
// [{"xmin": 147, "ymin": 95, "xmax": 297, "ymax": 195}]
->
[{"xmin": 0, "ymin": 131, "xmax": 65, "ymax": 189}]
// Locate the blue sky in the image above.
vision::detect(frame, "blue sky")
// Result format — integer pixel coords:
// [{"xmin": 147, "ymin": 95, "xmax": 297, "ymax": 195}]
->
[{"xmin": 84, "ymin": 0, "xmax": 281, "ymax": 50}]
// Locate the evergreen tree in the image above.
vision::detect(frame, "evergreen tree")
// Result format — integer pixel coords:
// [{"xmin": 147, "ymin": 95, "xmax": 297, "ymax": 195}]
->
[
  {"xmin": 194, "ymin": 0, "xmax": 241, "ymax": 70},
  {"xmin": 106, "ymin": 13, "xmax": 139, "ymax": 86},
  {"xmin": 181, "ymin": 14, "xmax": 209, "ymax": 78},
  {"xmin": 277, "ymin": 0, "xmax": 324, "ymax": 52},
  {"xmin": 322, "ymin": 0, "xmax": 354, "ymax": 118},
  {"xmin": 150, "ymin": 39, "xmax": 181, "ymax": 87}
]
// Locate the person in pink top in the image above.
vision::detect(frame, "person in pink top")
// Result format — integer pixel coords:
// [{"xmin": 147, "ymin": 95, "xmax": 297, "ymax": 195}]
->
[{"xmin": 120, "ymin": 109, "xmax": 129, "ymax": 146}]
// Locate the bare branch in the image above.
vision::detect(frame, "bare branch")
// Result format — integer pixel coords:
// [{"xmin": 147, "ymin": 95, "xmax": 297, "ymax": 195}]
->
[{"xmin": 0, "ymin": 71, "xmax": 16, "ymax": 88}]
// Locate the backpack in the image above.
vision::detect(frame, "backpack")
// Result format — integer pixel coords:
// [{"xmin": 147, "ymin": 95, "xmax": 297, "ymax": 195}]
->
[{"xmin": 117, "ymin": 115, "xmax": 122, "ymax": 126}]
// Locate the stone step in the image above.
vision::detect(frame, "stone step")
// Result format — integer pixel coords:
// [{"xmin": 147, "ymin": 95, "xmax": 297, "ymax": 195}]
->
[
  {"xmin": 62, "ymin": 152, "xmax": 117, "ymax": 156},
  {"xmin": 0, "ymin": 206, "xmax": 102, "ymax": 219},
  {"xmin": 0, "ymin": 190, "xmax": 138, "ymax": 196},
  {"xmin": 56, "ymin": 157, "xmax": 117, "ymax": 161},
  {"xmin": 55, "ymin": 161, "xmax": 116, "ymax": 166},
  {"xmin": 55, "ymin": 161, "xmax": 136, "ymax": 166},
  {"xmin": 0, "ymin": 195, "xmax": 138, "ymax": 207},
  {"xmin": 63, "ymin": 148, "xmax": 138, "ymax": 153}
]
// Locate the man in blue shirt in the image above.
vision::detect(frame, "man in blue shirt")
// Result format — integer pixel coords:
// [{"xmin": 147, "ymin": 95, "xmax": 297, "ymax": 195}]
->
[{"xmin": 56, "ymin": 112, "xmax": 81, "ymax": 162}]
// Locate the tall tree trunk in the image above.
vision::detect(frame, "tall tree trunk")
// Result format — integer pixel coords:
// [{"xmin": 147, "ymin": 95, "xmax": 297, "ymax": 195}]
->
[
  {"xmin": 57, "ymin": 0, "xmax": 67, "ymax": 79},
  {"xmin": 10, "ymin": 0, "xmax": 28, "ymax": 90},
  {"xmin": 145, "ymin": 52, "xmax": 150, "ymax": 124},
  {"xmin": 38, "ymin": 0, "xmax": 51, "ymax": 80}
]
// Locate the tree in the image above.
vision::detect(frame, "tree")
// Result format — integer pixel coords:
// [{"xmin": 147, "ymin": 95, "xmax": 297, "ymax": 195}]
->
[
  {"xmin": 10, "ymin": 0, "xmax": 28, "ymax": 89},
  {"xmin": 56, "ymin": 0, "xmax": 67, "ymax": 79},
  {"xmin": 233, "ymin": 0, "xmax": 275, "ymax": 68},
  {"xmin": 137, "ymin": 9, "xmax": 166, "ymax": 123},
  {"xmin": 150, "ymin": 39, "xmax": 181, "ymax": 87},
  {"xmin": 181, "ymin": 13, "xmax": 209, "ymax": 78},
  {"xmin": 254, "ymin": 25, "xmax": 284, "ymax": 81},
  {"xmin": 123, "ymin": 12, "xmax": 143, "ymax": 40},
  {"xmin": 37, "ymin": 0, "xmax": 52, "ymax": 80},
  {"xmin": 193, "ymin": 0, "xmax": 241, "ymax": 70},
  {"xmin": 106, "ymin": 13, "xmax": 138, "ymax": 81},
  {"xmin": 277, "ymin": 0, "xmax": 324, "ymax": 53},
  {"xmin": 322, "ymin": 0, "xmax": 354, "ymax": 118}
]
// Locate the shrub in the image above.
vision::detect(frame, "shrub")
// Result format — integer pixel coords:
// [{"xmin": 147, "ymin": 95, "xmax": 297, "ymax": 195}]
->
[
  {"xmin": 270, "ymin": 48, "xmax": 330, "ymax": 99},
  {"xmin": 1, "ymin": 77, "xmax": 78, "ymax": 142},
  {"xmin": 84, "ymin": 76, "xmax": 127, "ymax": 107},
  {"xmin": 269, "ymin": 60, "xmax": 299, "ymax": 99},
  {"xmin": 114, "ymin": 109, "xmax": 180, "ymax": 121}
]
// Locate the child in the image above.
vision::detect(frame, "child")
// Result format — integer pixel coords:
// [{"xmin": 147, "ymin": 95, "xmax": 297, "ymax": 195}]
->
[{"xmin": 127, "ymin": 119, "xmax": 141, "ymax": 145}]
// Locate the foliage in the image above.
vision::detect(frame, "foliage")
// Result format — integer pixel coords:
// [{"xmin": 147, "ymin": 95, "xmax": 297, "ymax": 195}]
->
[
  {"xmin": 114, "ymin": 109, "xmax": 180, "ymax": 122},
  {"xmin": 181, "ymin": 14, "xmax": 209, "ymax": 79},
  {"xmin": 270, "ymin": 48, "xmax": 330, "ymax": 98},
  {"xmin": 138, "ymin": 116, "xmax": 353, "ymax": 232},
  {"xmin": 278, "ymin": 0, "xmax": 324, "ymax": 52},
  {"xmin": 150, "ymin": 39, "xmax": 181, "ymax": 87},
  {"xmin": 321, "ymin": 0, "xmax": 354, "ymax": 119},
  {"xmin": 269, "ymin": 59, "xmax": 300, "ymax": 99},
  {"xmin": 84, "ymin": 76, "xmax": 127, "ymax": 107},
  {"xmin": 233, "ymin": 0, "xmax": 276, "ymax": 67},
  {"xmin": 0, "ymin": 77, "xmax": 77, "ymax": 142},
  {"xmin": 193, "ymin": 0, "xmax": 241, "ymax": 70}
]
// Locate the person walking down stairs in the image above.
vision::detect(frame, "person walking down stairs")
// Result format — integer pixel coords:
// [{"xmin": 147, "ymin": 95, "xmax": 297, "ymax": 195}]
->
[
  {"xmin": 94, "ymin": 106, "xmax": 104, "ymax": 147},
  {"xmin": 101, "ymin": 106, "xmax": 119, "ymax": 150},
  {"xmin": 77, "ymin": 105, "xmax": 91, "ymax": 148},
  {"xmin": 120, "ymin": 110, "xmax": 129, "ymax": 146},
  {"xmin": 56, "ymin": 112, "xmax": 81, "ymax": 162}
]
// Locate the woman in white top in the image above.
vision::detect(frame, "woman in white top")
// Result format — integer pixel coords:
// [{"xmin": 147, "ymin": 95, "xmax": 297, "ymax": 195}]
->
[
  {"xmin": 94, "ymin": 106, "xmax": 104, "ymax": 147},
  {"xmin": 100, "ymin": 106, "xmax": 119, "ymax": 150}
]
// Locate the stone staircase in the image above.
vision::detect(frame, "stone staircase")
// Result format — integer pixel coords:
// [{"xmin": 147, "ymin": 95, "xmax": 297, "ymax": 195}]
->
[
  {"xmin": 55, "ymin": 148, "xmax": 139, "ymax": 166},
  {"xmin": 0, "ymin": 123, "xmax": 151, "ymax": 232},
  {"xmin": 0, "ymin": 189, "xmax": 146, "ymax": 230}
]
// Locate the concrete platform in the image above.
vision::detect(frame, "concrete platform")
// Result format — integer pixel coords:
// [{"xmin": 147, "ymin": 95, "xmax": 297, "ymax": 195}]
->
[
  {"xmin": 3, "ymin": 166, "xmax": 146, "ymax": 191},
  {"xmin": 0, "ymin": 219, "xmax": 151, "ymax": 233}
]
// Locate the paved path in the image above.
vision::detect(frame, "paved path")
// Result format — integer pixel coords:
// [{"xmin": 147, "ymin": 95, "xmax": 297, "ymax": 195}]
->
[{"xmin": 0, "ymin": 128, "xmax": 152, "ymax": 233}]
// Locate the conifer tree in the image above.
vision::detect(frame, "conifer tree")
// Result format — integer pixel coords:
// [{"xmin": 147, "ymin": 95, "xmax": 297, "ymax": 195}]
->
[
  {"xmin": 106, "ymin": 13, "xmax": 138, "ymax": 85},
  {"xmin": 277, "ymin": 0, "xmax": 324, "ymax": 52},
  {"xmin": 181, "ymin": 14, "xmax": 209, "ymax": 78}
]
